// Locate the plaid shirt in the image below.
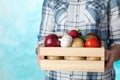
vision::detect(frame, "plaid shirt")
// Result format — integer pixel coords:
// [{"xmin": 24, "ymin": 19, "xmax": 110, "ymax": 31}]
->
[{"xmin": 38, "ymin": 0, "xmax": 120, "ymax": 80}]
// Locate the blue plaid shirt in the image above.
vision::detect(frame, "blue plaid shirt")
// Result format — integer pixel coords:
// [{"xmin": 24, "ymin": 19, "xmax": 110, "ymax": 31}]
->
[{"xmin": 38, "ymin": 0, "xmax": 120, "ymax": 80}]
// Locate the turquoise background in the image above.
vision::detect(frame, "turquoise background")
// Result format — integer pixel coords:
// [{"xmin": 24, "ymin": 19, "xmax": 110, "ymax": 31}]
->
[{"xmin": 0, "ymin": 0, "xmax": 119, "ymax": 80}]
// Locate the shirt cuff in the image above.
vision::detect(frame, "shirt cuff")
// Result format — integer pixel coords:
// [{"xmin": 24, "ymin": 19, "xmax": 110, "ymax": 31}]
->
[{"xmin": 111, "ymin": 41, "xmax": 120, "ymax": 47}]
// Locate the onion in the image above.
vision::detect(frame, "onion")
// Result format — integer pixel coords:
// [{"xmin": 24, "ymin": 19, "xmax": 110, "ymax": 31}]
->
[{"xmin": 44, "ymin": 34, "xmax": 60, "ymax": 47}]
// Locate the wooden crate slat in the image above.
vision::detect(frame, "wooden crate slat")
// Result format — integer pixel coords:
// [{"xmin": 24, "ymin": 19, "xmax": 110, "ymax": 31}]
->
[
  {"xmin": 41, "ymin": 60, "xmax": 104, "ymax": 72},
  {"xmin": 40, "ymin": 47, "xmax": 104, "ymax": 57}
]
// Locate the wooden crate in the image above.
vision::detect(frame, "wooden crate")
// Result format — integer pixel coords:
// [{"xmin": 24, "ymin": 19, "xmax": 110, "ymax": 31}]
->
[{"xmin": 39, "ymin": 47, "xmax": 105, "ymax": 72}]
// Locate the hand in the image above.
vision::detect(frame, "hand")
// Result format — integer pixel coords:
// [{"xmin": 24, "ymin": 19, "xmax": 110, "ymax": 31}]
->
[
  {"xmin": 36, "ymin": 45, "xmax": 40, "ymax": 55},
  {"xmin": 36, "ymin": 55, "xmax": 44, "ymax": 66},
  {"xmin": 105, "ymin": 49, "xmax": 115, "ymax": 71},
  {"xmin": 36, "ymin": 43, "xmax": 44, "ymax": 66},
  {"xmin": 37, "ymin": 56, "xmax": 41, "ymax": 66},
  {"xmin": 36, "ymin": 43, "xmax": 44, "ymax": 55}
]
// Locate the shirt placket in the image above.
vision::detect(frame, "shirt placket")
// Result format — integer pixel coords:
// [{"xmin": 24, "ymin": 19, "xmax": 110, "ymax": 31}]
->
[
  {"xmin": 76, "ymin": 2, "xmax": 80, "ymax": 28},
  {"xmin": 69, "ymin": 71, "xmax": 73, "ymax": 80},
  {"xmin": 66, "ymin": 2, "xmax": 81, "ymax": 29}
]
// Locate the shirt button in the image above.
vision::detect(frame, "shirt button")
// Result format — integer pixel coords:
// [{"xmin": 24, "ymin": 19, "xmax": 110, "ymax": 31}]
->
[
  {"xmin": 69, "ymin": 75, "xmax": 72, "ymax": 80},
  {"xmin": 69, "ymin": 72, "xmax": 73, "ymax": 77},
  {"xmin": 76, "ymin": 15, "xmax": 78, "ymax": 17}
]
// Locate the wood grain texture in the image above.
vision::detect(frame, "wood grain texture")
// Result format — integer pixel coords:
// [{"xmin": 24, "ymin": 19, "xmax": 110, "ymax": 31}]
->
[
  {"xmin": 39, "ymin": 47, "xmax": 105, "ymax": 72},
  {"xmin": 39, "ymin": 47, "xmax": 104, "ymax": 57}
]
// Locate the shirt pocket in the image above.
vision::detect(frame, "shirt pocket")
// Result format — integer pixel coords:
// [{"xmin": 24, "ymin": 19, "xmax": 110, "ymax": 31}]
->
[
  {"xmin": 86, "ymin": 1, "xmax": 106, "ymax": 24},
  {"xmin": 51, "ymin": 1, "xmax": 68, "ymax": 31},
  {"xmin": 66, "ymin": 2, "xmax": 89, "ymax": 29},
  {"xmin": 83, "ymin": 1, "xmax": 108, "ymax": 36}
]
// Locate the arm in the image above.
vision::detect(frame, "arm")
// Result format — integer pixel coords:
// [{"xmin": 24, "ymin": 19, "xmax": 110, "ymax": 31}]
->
[
  {"xmin": 36, "ymin": 0, "xmax": 55, "ymax": 54},
  {"xmin": 36, "ymin": 0, "xmax": 56, "ymax": 66},
  {"xmin": 105, "ymin": 0, "xmax": 120, "ymax": 70},
  {"xmin": 37, "ymin": 0, "xmax": 55, "ymax": 44}
]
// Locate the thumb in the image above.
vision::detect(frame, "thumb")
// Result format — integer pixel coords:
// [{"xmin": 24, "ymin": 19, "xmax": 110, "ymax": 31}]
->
[
  {"xmin": 105, "ymin": 50, "xmax": 110, "ymax": 62},
  {"xmin": 105, "ymin": 54, "xmax": 114, "ymax": 71}
]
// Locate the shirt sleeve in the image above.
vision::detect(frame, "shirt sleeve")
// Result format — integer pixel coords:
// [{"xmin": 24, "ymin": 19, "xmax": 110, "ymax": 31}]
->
[
  {"xmin": 37, "ymin": 0, "xmax": 55, "ymax": 44},
  {"xmin": 108, "ymin": 0, "xmax": 120, "ymax": 46}
]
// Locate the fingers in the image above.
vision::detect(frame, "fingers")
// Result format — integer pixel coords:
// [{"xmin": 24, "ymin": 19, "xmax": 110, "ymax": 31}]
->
[
  {"xmin": 36, "ymin": 48, "xmax": 38, "ymax": 55},
  {"xmin": 105, "ymin": 50, "xmax": 110, "ymax": 62},
  {"xmin": 36, "ymin": 56, "xmax": 40, "ymax": 66},
  {"xmin": 105, "ymin": 54, "xmax": 114, "ymax": 71},
  {"xmin": 36, "ymin": 46, "xmax": 39, "ymax": 55},
  {"xmin": 36, "ymin": 56, "xmax": 44, "ymax": 66},
  {"xmin": 36, "ymin": 44, "xmax": 42, "ymax": 55}
]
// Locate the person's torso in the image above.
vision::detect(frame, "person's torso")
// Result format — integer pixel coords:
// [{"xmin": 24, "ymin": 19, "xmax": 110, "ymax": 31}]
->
[{"xmin": 44, "ymin": 1, "xmax": 115, "ymax": 80}]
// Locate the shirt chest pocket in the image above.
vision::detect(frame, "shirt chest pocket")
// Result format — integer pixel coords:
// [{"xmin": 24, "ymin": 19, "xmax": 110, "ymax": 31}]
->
[
  {"xmin": 52, "ymin": 1, "xmax": 68, "ymax": 30},
  {"xmin": 67, "ymin": 1, "xmax": 106, "ymax": 28},
  {"xmin": 66, "ymin": 2, "xmax": 90, "ymax": 28}
]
